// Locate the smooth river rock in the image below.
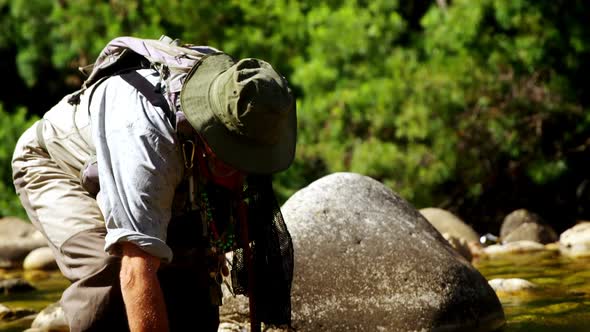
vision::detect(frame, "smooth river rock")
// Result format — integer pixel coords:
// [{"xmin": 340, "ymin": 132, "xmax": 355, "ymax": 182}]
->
[
  {"xmin": 282, "ymin": 172, "xmax": 505, "ymax": 332},
  {"xmin": 0, "ymin": 304, "xmax": 10, "ymax": 320},
  {"xmin": 483, "ymin": 240, "xmax": 546, "ymax": 257},
  {"xmin": 488, "ymin": 278, "xmax": 538, "ymax": 294},
  {"xmin": 500, "ymin": 209, "xmax": 557, "ymax": 244},
  {"xmin": 27, "ymin": 302, "xmax": 69, "ymax": 332},
  {"xmin": 0, "ymin": 303, "xmax": 37, "ymax": 322},
  {"xmin": 419, "ymin": 207, "xmax": 480, "ymax": 243},
  {"xmin": 0, "ymin": 217, "xmax": 47, "ymax": 268},
  {"xmin": 23, "ymin": 247, "xmax": 58, "ymax": 271},
  {"xmin": 560, "ymin": 222, "xmax": 590, "ymax": 258}
]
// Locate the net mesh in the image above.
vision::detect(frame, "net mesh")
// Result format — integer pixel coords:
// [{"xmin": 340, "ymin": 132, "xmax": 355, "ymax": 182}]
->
[{"xmin": 231, "ymin": 175, "xmax": 294, "ymax": 326}]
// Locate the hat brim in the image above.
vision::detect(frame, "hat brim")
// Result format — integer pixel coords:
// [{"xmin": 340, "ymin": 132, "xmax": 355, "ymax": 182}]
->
[{"xmin": 180, "ymin": 53, "xmax": 297, "ymax": 174}]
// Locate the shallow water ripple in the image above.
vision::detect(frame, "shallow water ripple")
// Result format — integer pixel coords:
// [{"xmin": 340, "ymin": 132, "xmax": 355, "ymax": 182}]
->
[
  {"xmin": 475, "ymin": 251, "xmax": 590, "ymax": 332},
  {"xmin": 2, "ymin": 251, "xmax": 590, "ymax": 331}
]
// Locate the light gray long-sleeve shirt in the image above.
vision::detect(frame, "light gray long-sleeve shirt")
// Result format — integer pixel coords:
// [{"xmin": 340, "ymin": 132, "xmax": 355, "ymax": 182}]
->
[{"xmin": 91, "ymin": 69, "xmax": 184, "ymax": 262}]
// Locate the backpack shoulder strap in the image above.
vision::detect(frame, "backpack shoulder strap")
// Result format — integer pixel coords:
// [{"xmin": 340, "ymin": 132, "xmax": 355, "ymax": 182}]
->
[{"xmin": 119, "ymin": 70, "xmax": 176, "ymax": 126}]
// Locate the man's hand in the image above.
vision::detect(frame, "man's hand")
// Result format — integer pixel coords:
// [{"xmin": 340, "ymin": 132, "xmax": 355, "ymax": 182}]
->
[{"xmin": 120, "ymin": 242, "xmax": 169, "ymax": 332}]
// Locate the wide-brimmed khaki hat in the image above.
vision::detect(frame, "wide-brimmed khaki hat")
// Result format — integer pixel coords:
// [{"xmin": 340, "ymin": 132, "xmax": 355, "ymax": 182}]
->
[{"xmin": 180, "ymin": 53, "xmax": 296, "ymax": 174}]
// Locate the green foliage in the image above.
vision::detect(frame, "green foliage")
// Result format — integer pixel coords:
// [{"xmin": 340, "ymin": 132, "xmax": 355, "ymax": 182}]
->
[
  {"xmin": 0, "ymin": 0, "xmax": 589, "ymax": 229},
  {"xmin": 0, "ymin": 104, "xmax": 38, "ymax": 218}
]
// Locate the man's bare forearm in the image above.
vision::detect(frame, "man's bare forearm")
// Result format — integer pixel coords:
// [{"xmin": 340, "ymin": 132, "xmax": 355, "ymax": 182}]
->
[{"xmin": 120, "ymin": 242, "xmax": 169, "ymax": 332}]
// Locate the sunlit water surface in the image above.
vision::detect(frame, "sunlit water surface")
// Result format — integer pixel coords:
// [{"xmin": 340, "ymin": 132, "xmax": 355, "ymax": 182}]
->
[
  {"xmin": 1, "ymin": 250, "xmax": 589, "ymax": 331},
  {"xmin": 0, "ymin": 270, "xmax": 69, "ymax": 331},
  {"xmin": 474, "ymin": 250, "xmax": 590, "ymax": 332}
]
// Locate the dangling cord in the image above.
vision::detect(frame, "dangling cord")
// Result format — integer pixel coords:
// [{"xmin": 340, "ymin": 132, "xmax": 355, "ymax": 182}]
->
[{"xmin": 237, "ymin": 192, "xmax": 260, "ymax": 332}]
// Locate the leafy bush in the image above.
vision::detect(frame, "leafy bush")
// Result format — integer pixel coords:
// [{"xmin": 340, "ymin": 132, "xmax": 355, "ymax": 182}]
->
[
  {"xmin": 1, "ymin": 0, "xmax": 589, "ymax": 231},
  {"xmin": 0, "ymin": 103, "xmax": 38, "ymax": 218}
]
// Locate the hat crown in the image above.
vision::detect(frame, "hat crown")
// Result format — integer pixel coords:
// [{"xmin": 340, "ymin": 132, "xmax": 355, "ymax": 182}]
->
[
  {"xmin": 211, "ymin": 58, "xmax": 293, "ymax": 145},
  {"xmin": 180, "ymin": 53, "xmax": 297, "ymax": 174}
]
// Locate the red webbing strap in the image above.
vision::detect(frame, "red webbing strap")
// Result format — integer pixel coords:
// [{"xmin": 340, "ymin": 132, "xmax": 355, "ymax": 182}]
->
[{"xmin": 238, "ymin": 197, "xmax": 261, "ymax": 332}]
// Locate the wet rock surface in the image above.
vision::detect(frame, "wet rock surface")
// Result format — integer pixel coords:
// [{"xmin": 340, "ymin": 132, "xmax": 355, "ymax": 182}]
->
[
  {"xmin": 0, "ymin": 278, "xmax": 36, "ymax": 294},
  {"xmin": 560, "ymin": 222, "xmax": 590, "ymax": 258},
  {"xmin": 26, "ymin": 302, "xmax": 68, "ymax": 332},
  {"xmin": 282, "ymin": 172, "xmax": 505, "ymax": 331},
  {"xmin": 0, "ymin": 303, "xmax": 37, "ymax": 322},
  {"xmin": 483, "ymin": 240, "xmax": 546, "ymax": 257},
  {"xmin": 0, "ymin": 304, "xmax": 10, "ymax": 320}
]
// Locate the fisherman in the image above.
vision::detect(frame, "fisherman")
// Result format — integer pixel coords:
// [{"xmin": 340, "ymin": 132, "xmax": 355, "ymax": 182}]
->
[{"xmin": 12, "ymin": 37, "xmax": 295, "ymax": 331}]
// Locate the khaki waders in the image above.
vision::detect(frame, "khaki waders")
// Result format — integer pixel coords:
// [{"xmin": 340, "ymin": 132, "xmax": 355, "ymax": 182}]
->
[{"xmin": 12, "ymin": 91, "xmax": 219, "ymax": 331}]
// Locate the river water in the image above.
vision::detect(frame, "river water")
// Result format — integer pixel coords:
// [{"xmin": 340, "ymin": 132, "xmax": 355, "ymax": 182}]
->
[
  {"xmin": 1, "ymin": 250, "xmax": 589, "ymax": 331},
  {"xmin": 474, "ymin": 250, "xmax": 590, "ymax": 332},
  {"xmin": 0, "ymin": 270, "xmax": 68, "ymax": 331}
]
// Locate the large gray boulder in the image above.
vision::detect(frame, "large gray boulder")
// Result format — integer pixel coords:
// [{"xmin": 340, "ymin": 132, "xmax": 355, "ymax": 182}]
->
[
  {"xmin": 0, "ymin": 217, "xmax": 47, "ymax": 268},
  {"xmin": 282, "ymin": 173, "xmax": 505, "ymax": 331}
]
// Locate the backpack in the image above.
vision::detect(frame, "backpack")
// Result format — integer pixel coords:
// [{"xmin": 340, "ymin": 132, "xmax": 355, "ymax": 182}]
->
[
  {"xmin": 76, "ymin": 35, "xmax": 219, "ymax": 196},
  {"xmin": 70, "ymin": 35, "xmax": 219, "ymax": 106}
]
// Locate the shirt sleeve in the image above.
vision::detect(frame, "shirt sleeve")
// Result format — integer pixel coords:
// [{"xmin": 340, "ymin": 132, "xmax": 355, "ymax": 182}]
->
[{"xmin": 90, "ymin": 69, "xmax": 183, "ymax": 263}]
